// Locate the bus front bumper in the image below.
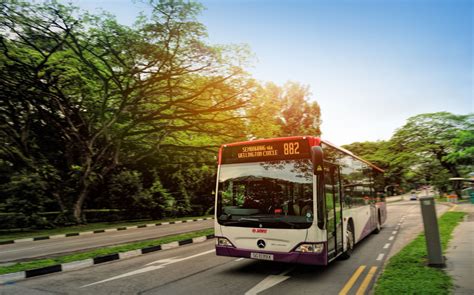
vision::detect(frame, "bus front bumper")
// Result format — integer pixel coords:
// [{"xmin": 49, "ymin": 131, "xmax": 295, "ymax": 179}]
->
[{"xmin": 215, "ymin": 245, "xmax": 328, "ymax": 265}]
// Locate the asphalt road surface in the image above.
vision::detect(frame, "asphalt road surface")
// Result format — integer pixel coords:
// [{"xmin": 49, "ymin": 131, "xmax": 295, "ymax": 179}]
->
[
  {"xmin": 0, "ymin": 220, "xmax": 214, "ymax": 263},
  {"xmin": 1, "ymin": 200, "xmax": 449, "ymax": 295}
]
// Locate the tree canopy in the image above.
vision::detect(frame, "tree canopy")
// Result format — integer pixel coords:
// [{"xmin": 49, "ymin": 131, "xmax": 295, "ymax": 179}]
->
[
  {"xmin": 0, "ymin": 0, "xmax": 322, "ymax": 226},
  {"xmin": 343, "ymin": 112, "xmax": 474, "ymax": 194}
]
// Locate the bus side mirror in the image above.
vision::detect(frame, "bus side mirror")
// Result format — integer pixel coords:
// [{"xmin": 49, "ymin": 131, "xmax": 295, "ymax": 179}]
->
[{"xmin": 311, "ymin": 146, "xmax": 324, "ymax": 175}]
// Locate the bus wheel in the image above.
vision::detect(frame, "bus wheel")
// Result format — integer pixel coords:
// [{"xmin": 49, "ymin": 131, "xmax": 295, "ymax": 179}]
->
[
  {"xmin": 340, "ymin": 223, "xmax": 354, "ymax": 260},
  {"xmin": 374, "ymin": 212, "xmax": 381, "ymax": 234}
]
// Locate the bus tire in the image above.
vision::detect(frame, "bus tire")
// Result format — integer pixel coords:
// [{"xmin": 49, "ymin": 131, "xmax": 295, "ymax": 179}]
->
[
  {"xmin": 374, "ymin": 211, "xmax": 382, "ymax": 234},
  {"xmin": 340, "ymin": 223, "xmax": 354, "ymax": 260}
]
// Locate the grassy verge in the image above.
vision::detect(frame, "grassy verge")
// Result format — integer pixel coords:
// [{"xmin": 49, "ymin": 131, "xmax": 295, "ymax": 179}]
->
[
  {"xmin": 0, "ymin": 228, "xmax": 214, "ymax": 275},
  {"xmin": 374, "ymin": 212, "xmax": 466, "ymax": 295},
  {"xmin": 0, "ymin": 215, "xmax": 213, "ymax": 242}
]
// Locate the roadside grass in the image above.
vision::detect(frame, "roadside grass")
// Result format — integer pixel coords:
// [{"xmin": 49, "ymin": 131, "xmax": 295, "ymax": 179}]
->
[
  {"xmin": 374, "ymin": 211, "xmax": 466, "ymax": 295},
  {"xmin": 0, "ymin": 228, "xmax": 214, "ymax": 275},
  {"xmin": 0, "ymin": 215, "xmax": 213, "ymax": 242}
]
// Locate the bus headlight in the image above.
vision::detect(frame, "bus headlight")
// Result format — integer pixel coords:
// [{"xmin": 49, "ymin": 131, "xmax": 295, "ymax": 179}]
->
[
  {"xmin": 295, "ymin": 243, "xmax": 324, "ymax": 253},
  {"xmin": 217, "ymin": 237, "xmax": 234, "ymax": 247}
]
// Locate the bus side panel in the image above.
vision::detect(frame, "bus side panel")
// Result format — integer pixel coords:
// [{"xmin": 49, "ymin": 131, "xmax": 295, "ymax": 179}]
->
[{"xmin": 346, "ymin": 206, "xmax": 374, "ymax": 243}]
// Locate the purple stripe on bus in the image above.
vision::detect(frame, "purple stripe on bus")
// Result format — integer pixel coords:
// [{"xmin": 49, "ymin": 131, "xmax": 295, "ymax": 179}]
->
[
  {"xmin": 358, "ymin": 217, "xmax": 375, "ymax": 242},
  {"xmin": 215, "ymin": 246, "xmax": 327, "ymax": 265}
]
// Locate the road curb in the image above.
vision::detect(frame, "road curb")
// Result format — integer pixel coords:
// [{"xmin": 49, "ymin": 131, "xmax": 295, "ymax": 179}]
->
[
  {"xmin": 0, "ymin": 233, "xmax": 215, "ymax": 285},
  {"xmin": 1, "ymin": 217, "xmax": 214, "ymax": 245}
]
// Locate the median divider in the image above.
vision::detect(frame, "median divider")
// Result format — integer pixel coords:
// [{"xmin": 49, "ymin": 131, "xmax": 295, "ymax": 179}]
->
[
  {"xmin": 0, "ymin": 232, "xmax": 215, "ymax": 284},
  {"xmin": 1, "ymin": 217, "xmax": 214, "ymax": 245}
]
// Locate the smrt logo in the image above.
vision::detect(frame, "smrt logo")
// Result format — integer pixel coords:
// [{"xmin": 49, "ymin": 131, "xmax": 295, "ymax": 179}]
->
[{"xmin": 252, "ymin": 228, "xmax": 268, "ymax": 233}]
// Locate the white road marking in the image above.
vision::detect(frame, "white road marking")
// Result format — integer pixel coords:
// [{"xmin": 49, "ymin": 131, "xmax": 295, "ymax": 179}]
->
[
  {"xmin": 234, "ymin": 258, "xmax": 245, "ymax": 262},
  {"xmin": 244, "ymin": 267, "xmax": 295, "ymax": 295},
  {"xmin": 81, "ymin": 249, "xmax": 215, "ymax": 288},
  {"xmin": 147, "ymin": 250, "xmax": 214, "ymax": 266},
  {"xmin": 389, "ymin": 236, "xmax": 394, "ymax": 241},
  {"xmin": 383, "ymin": 243, "xmax": 390, "ymax": 249},
  {"xmin": 145, "ymin": 256, "xmax": 180, "ymax": 266},
  {"xmin": 392, "ymin": 231, "xmax": 397, "ymax": 234},
  {"xmin": 376, "ymin": 253, "xmax": 385, "ymax": 261},
  {"xmin": 80, "ymin": 265, "xmax": 165, "ymax": 287},
  {"xmin": 395, "ymin": 226, "xmax": 400, "ymax": 230}
]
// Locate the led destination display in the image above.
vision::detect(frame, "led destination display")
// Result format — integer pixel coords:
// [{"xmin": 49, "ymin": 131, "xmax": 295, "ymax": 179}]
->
[{"xmin": 221, "ymin": 139, "xmax": 311, "ymax": 164}]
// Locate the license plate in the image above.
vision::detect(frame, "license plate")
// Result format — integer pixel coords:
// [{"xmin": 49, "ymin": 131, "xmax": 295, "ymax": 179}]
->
[{"xmin": 250, "ymin": 252, "xmax": 274, "ymax": 261}]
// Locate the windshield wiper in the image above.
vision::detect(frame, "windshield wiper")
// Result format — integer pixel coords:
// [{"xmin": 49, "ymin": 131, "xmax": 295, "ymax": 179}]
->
[
  {"xmin": 238, "ymin": 217, "xmax": 260, "ymax": 222},
  {"xmin": 220, "ymin": 218, "xmax": 261, "ymax": 226},
  {"xmin": 258, "ymin": 217, "xmax": 299, "ymax": 228}
]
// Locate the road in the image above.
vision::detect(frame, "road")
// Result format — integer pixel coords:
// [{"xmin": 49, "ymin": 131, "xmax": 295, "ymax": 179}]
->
[
  {"xmin": 1, "ymin": 200, "xmax": 449, "ymax": 295},
  {"xmin": 0, "ymin": 220, "xmax": 214, "ymax": 263}
]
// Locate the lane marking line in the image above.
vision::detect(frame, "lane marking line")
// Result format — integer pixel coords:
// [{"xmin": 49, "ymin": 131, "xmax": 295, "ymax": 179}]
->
[
  {"xmin": 234, "ymin": 258, "xmax": 245, "ymax": 262},
  {"xmin": 244, "ymin": 267, "xmax": 295, "ymax": 295},
  {"xmin": 355, "ymin": 266, "xmax": 378, "ymax": 295},
  {"xmin": 81, "ymin": 249, "xmax": 215, "ymax": 288},
  {"xmin": 383, "ymin": 243, "xmax": 390, "ymax": 249},
  {"xmin": 376, "ymin": 254, "xmax": 385, "ymax": 261},
  {"xmin": 449, "ymin": 205, "xmax": 458, "ymax": 212},
  {"xmin": 338, "ymin": 265, "xmax": 366, "ymax": 295},
  {"xmin": 392, "ymin": 231, "xmax": 397, "ymax": 234},
  {"xmin": 146, "ymin": 249, "xmax": 214, "ymax": 266},
  {"xmin": 389, "ymin": 236, "xmax": 394, "ymax": 241}
]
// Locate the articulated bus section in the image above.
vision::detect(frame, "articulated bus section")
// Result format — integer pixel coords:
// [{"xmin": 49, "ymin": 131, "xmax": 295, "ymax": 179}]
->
[{"xmin": 214, "ymin": 136, "xmax": 386, "ymax": 265}]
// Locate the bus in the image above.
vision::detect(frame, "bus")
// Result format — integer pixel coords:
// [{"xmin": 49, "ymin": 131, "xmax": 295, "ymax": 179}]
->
[{"xmin": 214, "ymin": 136, "xmax": 386, "ymax": 265}]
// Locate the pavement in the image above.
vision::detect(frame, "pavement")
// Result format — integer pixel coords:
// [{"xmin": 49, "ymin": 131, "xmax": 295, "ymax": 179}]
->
[
  {"xmin": 445, "ymin": 202, "xmax": 474, "ymax": 294},
  {"xmin": 385, "ymin": 197, "xmax": 449, "ymax": 260},
  {"xmin": 0, "ymin": 200, "xmax": 440, "ymax": 295},
  {"xmin": 0, "ymin": 219, "xmax": 214, "ymax": 263}
]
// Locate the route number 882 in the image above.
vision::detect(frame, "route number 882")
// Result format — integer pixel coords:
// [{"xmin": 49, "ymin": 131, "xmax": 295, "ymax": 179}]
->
[{"xmin": 283, "ymin": 142, "xmax": 300, "ymax": 155}]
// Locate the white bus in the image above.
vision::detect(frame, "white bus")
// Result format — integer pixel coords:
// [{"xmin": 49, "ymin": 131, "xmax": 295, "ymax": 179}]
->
[{"xmin": 214, "ymin": 136, "xmax": 386, "ymax": 265}]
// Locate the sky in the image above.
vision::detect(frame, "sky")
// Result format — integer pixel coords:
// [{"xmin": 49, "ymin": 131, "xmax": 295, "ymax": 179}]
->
[{"xmin": 70, "ymin": 0, "xmax": 472, "ymax": 146}]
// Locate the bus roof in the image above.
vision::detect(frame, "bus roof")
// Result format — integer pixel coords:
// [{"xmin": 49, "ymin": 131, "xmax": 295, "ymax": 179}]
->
[
  {"xmin": 219, "ymin": 136, "xmax": 384, "ymax": 173},
  {"xmin": 221, "ymin": 136, "xmax": 320, "ymax": 147}
]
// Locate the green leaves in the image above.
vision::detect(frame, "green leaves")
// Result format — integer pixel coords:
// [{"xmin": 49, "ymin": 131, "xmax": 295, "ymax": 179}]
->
[
  {"xmin": 246, "ymin": 81, "xmax": 322, "ymax": 139},
  {"xmin": 344, "ymin": 112, "xmax": 473, "ymax": 193}
]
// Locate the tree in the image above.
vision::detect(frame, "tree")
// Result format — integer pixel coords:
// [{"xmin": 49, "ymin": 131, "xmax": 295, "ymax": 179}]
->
[
  {"xmin": 279, "ymin": 82, "xmax": 321, "ymax": 137},
  {"xmin": 344, "ymin": 112, "xmax": 473, "ymax": 194},
  {"xmin": 392, "ymin": 112, "xmax": 473, "ymax": 179},
  {"xmin": 247, "ymin": 81, "xmax": 321, "ymax": 139},
  {"xmin": 0, "ymin": 0, "xmax": 253, "ymax": 223}
]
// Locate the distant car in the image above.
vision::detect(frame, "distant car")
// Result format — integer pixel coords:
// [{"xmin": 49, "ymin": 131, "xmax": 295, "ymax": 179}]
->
[{"xmin": 410, "ymin": 194, "xmax": 418, "ymax": 201}]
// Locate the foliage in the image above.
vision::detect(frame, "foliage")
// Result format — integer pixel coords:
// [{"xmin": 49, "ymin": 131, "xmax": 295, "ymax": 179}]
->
[
  {"xmin": 247, "ymin": 81, "xmax": 321, "ymax": 139},
  {"xmin": 0, "ymin": 0, "xmax": 257, "ymax": 224},
  {"xmin": 374, "ymin": 212, "xmax": 466, "ymax": 295},
  {"xmin": 343, "ymin": 112, "xmax": 473, "ymax": 193}
]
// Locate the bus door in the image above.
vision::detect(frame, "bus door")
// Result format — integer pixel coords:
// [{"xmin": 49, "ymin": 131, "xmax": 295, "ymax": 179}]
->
[{"xmin": 324, "ymin": 163, "xmax": 344, "ymax": 260}]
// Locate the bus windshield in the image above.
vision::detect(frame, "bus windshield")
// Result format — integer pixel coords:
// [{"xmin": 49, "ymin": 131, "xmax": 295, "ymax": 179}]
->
[{"xmin": 217, "ymin": 159, "xmax": 313, "ymax": 229}]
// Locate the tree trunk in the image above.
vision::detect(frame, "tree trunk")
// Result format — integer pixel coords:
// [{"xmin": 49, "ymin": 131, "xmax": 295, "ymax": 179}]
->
[
  {"xmin": 73, "ymin": 186, "xmax": 89, "ymax": 224},
  {"xmin": 72, "ymin": 151, "xmax": 95, "ymax": 224},
  {"xmin": 52, "ymin": 192, "xmax": 66, "ymax": 212}
]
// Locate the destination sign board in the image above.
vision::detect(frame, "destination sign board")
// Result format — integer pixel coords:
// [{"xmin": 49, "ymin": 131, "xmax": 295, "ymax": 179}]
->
[{"xmin": 221, "ymin": 139, "xmax": 311, "ymax": 164}]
